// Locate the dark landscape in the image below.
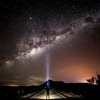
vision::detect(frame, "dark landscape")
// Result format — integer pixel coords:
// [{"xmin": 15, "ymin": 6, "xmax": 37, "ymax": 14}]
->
[{"xmin": 0, "ymin": 80, "xmax": 100, "ymax": 99}]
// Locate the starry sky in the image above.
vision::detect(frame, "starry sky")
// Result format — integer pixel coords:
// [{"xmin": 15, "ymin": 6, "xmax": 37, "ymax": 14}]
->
[{"xmin": 0, "ymin": 0, "xmax": 100, "ymax": 86}]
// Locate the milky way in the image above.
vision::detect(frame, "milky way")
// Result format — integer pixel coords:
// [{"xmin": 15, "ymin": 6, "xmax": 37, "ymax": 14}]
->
[{"xmin": 0, "ymin": 0, "xmax": 100, "ymax": 86}]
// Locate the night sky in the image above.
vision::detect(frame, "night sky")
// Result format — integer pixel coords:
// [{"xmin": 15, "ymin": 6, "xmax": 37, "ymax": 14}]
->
[{"xmin": 0, "ymin": 0, "xmax": 100, "ymax": 86}]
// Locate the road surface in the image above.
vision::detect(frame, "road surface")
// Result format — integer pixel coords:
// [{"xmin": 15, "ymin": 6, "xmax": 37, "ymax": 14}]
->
[{"xmin": 21, "ymin": 89, "xmax": 66, "ymax": 99}]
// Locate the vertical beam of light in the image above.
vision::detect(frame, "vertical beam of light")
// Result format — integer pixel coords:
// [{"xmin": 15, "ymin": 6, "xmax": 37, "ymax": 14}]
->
[{"xmin": 45, "ymin": 53, "xmax": 50, "ymax": 87}]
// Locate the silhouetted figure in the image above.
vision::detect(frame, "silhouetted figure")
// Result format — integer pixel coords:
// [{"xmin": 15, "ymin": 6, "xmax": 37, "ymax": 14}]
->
[{"xmin": 46, "ymin": 87, "xmax": 50, "ymax": 99}]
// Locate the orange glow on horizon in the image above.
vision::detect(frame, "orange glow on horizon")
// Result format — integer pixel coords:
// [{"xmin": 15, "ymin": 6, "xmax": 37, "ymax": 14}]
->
[{"xmin": 6, "ymin": 83, "xmax": 20, "ymax": 86}]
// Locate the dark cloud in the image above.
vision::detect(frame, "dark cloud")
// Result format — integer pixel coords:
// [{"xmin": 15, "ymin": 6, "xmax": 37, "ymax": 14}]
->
[{"xmin": 85, "ymin": 16, "xmax": 94, "ymax": 23}]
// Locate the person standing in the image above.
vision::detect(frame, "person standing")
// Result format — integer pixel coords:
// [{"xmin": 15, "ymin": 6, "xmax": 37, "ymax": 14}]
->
[{"xmin": 46, "ymin": 86, "xmax": 50, "ymax": 99}]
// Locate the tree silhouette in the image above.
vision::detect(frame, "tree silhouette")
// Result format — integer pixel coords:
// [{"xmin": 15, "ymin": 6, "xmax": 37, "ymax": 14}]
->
[
  {"xmin": 86, "ymin": 72, "xmax": 100, "ymax": 85},
  {"xmin": 86, "ymin": 76, "xmax": 96, "ymax": 84},
  {"xmin": 96, "ymin": 72, "xmax": 100, "ymax": 85}
]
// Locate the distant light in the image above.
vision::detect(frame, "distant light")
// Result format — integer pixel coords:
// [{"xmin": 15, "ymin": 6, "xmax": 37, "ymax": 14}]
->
[
  {"xmin": 29, "ymin": 17, "xmax": 32, "ymax": 20},
  {"xmin": 6, "ymin": 84, "xmax": 19, "ymax": 86}
]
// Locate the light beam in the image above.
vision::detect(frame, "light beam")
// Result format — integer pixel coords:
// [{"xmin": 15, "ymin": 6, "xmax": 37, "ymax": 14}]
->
[{"xmin": 45, "ymin": 53, "xmax": 50, "ymax": 87}]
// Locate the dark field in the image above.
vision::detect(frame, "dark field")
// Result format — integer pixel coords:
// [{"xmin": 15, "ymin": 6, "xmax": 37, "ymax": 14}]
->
[{"xmin": 0, "ymin": 80, "xmax": 100, "ymax": 99}]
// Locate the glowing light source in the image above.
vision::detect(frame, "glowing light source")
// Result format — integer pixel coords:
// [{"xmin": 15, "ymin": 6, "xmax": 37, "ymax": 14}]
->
[{"xmin": 45, "ymin": 53, "xmax": 50, "ymax": 87}]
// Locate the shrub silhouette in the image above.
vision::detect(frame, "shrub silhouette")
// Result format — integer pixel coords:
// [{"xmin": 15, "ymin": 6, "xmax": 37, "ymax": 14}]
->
[
  {"xmin": 87, "ymin": 72, "xmax": 100, "ymax": 85},
  {"xmin": 86, "ymin": 76, "xmax": 96, "ymax": 84}
]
